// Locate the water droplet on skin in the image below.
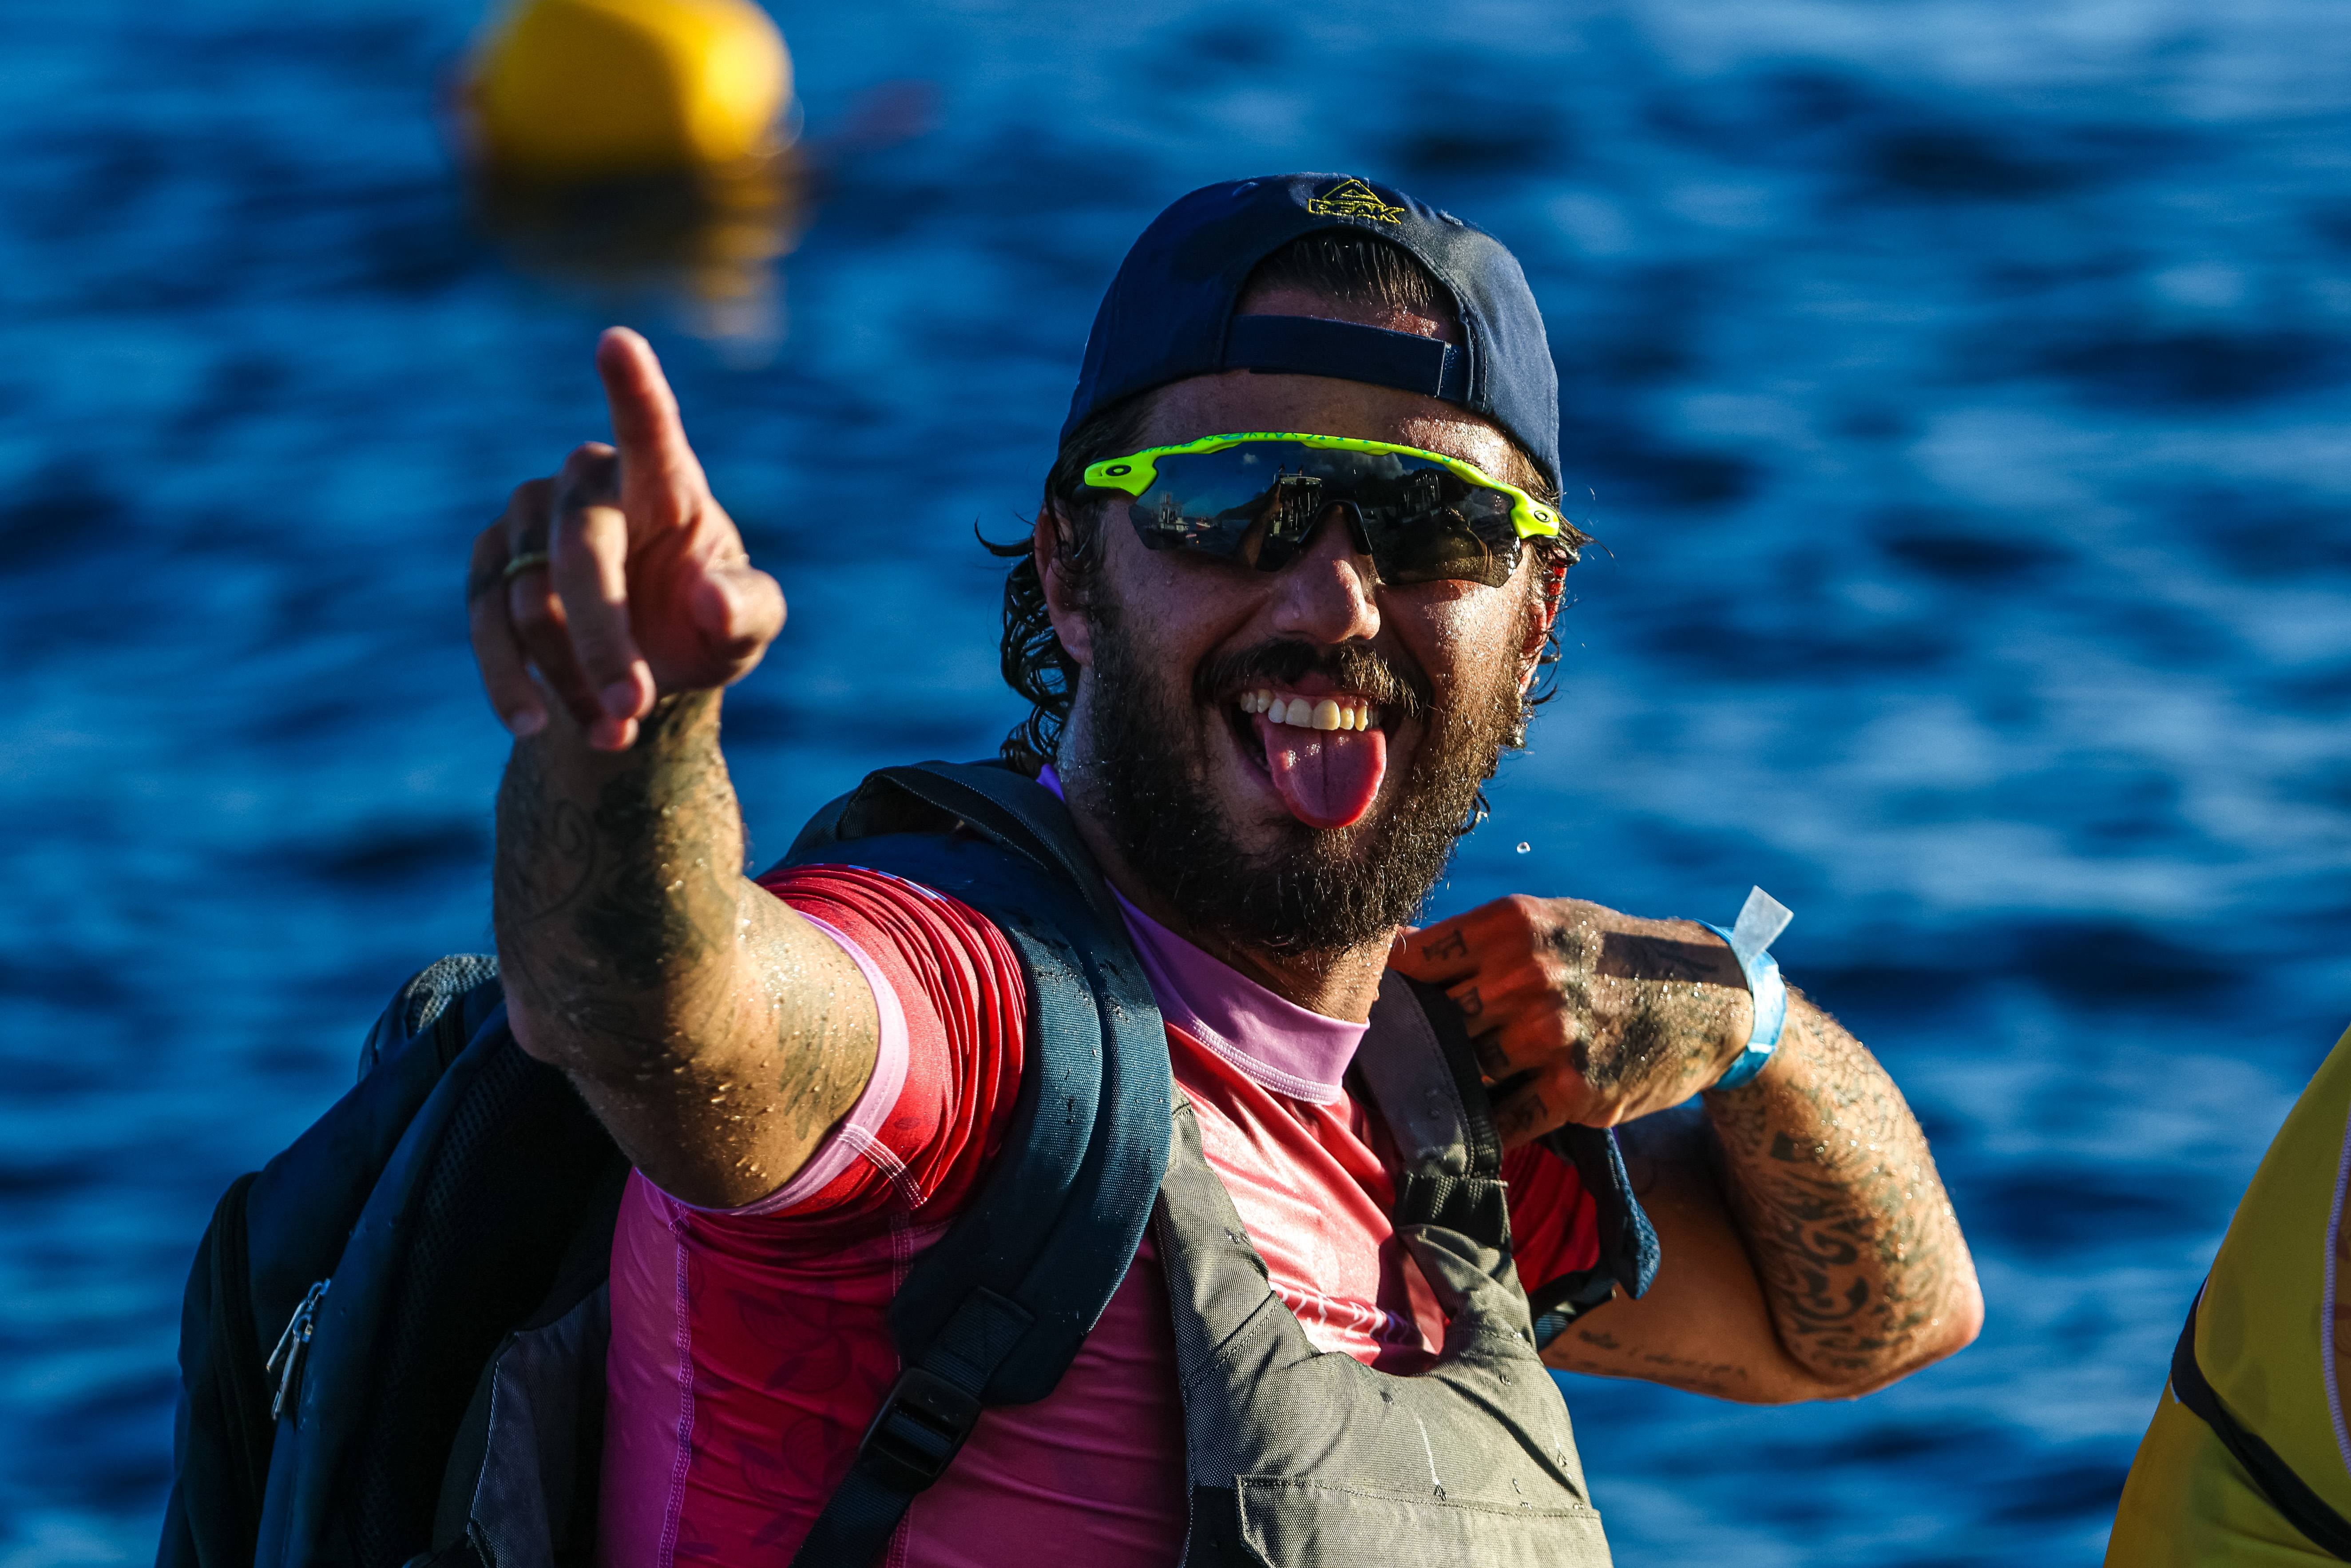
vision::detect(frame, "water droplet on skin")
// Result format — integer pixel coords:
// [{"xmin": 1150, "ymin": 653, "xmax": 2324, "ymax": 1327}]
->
[{"xmin": 1515, "ymin": 842, "xmax": 1531, "ymax": 854}]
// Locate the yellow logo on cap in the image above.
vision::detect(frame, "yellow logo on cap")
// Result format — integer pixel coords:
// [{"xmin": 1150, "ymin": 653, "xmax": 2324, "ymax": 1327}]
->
[{"xmin": 1306, "ymin": 177, "xmax": 1403, "ymax": 223}]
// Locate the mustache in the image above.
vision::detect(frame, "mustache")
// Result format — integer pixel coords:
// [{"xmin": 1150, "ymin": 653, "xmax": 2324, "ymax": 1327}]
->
[{"xmin": 1193, "ymin": 640, "xmax": 1432, "ymax": 725}]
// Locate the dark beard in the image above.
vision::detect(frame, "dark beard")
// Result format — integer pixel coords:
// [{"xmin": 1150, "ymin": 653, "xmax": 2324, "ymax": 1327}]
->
[{"xmin": 1063, "ymin": 593, "xmax": 1531, "ymax": 960}]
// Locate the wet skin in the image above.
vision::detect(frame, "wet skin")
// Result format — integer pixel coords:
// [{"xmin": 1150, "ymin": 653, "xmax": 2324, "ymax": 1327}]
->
[{"xmin": 472, "ymin": 319, "xmax": 1982, "ymax": 1405}]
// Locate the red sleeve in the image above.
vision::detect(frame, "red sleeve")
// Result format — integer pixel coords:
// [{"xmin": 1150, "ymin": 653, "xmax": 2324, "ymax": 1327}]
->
[
  {"xmin": 1504, "ymin": 1144, "xmax": 1600, "ymax": 1290},
  {"xmin": 707, "ymin": 863, "xmax": 1027, "ymax": 1239}
]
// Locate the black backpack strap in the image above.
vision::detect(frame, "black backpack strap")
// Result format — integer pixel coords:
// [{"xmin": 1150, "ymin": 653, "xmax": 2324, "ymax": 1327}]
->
[
  {"xmin": 1356, "ymin": 973, "xmax": 1512, "ymax": 1251},
  {"xmin": 787, "ymin": 759, "xmax": 1126, "ymax": 933},
  {"xmin": 1358, "ymin": 973, "xmax": 1661, "ymax": 1346},
  {"xmin": 2169, "ymin": 1283, "xmax": 2351, "ymax": 1558},
  {"xmin": 779, "ymin": 765, "xmax": 1172, "ymax": 1567}
]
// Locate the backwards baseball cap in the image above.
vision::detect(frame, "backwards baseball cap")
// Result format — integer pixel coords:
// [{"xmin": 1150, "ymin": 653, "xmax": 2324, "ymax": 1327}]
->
[{"xmin": 1062, "ymin": 174, "xmax": 1561, "ymax": 491}]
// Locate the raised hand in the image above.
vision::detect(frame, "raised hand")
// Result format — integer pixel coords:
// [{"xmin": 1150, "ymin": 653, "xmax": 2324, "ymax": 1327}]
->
[
  {"xmin": 1387, "ymin": 895, "xmax": 1758, "ymax": 1145},
  {"xmin": 468, "ymin": 328, "xmax": 786, "ymax": 750}
]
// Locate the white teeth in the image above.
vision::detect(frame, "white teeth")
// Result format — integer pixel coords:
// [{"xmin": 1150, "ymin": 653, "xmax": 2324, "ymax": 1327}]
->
[{"xmin": 1240, "ymin": 690, "xmax": 1382, "ymax": 731}]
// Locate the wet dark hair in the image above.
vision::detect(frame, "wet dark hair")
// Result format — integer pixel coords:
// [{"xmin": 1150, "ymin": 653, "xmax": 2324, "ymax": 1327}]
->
[{"xmin": 988, "ymin": 232, "xmax": 1586, "ymax": 774}]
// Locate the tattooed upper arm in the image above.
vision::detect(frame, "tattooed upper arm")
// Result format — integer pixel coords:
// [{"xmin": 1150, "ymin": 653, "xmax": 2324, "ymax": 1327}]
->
[
  {"xmin": 1540, "ymin": 999, "xmax": 1980, "ymax": 1401},
  {"xmin": 1540, "ymin": 1099, "xmax": 1846, "ymax": 1404},
  {"xmin": 1700, "ymin": 994, "xmax": 1982, "ymax": 1387}
]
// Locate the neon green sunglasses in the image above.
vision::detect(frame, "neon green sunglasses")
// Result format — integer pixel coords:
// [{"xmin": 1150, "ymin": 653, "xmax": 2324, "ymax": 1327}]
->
[{"xmin": 1082, "ymin": 432, "xmax": 1559, "ymax": 588}]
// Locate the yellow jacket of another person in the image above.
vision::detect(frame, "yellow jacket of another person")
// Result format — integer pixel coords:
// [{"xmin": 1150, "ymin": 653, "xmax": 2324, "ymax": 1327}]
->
[{"xmin": 2109, "ymin": 1024, "xmax": 2351, "ymax": 1564}]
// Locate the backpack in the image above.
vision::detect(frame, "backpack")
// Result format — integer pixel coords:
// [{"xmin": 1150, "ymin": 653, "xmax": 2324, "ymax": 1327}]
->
[
  {"xmin": 158, "ymin": 950, "xmax": 622, "ymax": 1568},
  {"xmin": 159, "ymin": 761, "xmax": 1655, "ymax": 1568}
]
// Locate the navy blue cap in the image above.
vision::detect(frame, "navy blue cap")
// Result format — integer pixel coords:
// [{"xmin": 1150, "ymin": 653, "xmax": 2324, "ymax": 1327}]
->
[{"xmin": 1062, "ymin": 174, "xmax": 1560, "ymax": 490}]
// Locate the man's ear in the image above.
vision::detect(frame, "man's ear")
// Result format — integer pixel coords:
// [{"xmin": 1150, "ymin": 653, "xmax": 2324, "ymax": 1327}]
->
[
  {"xmin": 1036, "ymin": 507, "xmax": 1095, "ymax": 670},
  {"xmin": 1516, "ymin": 559, "xmax": 1559, "ymax": 693}
]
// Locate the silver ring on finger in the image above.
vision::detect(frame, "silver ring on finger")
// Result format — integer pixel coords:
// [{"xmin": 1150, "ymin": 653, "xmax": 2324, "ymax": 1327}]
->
[{"xmin": 503, "ymin": 550, "xmax": 553, "ymax": 583}]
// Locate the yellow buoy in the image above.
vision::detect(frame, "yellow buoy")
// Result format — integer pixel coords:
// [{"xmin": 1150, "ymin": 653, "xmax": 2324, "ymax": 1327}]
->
[{"xmin": 469, "ymin": 0, "xmax": 792, "ymax": 180}]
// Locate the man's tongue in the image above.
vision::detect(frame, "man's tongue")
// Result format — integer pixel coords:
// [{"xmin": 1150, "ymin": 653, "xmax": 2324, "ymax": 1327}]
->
[{"xmin": 1256, "ymin": 715, "xmax": 1388, "ymax": 830}]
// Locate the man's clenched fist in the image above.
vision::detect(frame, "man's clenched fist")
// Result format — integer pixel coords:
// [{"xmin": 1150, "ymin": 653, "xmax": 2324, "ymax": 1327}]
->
[{"xmin": 1389, "ymin": 894, "xmax": 1762, "ymax": 1145}]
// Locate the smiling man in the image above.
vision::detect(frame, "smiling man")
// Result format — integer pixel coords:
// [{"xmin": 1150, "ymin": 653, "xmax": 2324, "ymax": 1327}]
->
[{"xmin": 469, "ymin": 175, "xmax": 1981, "ymax": 1566}]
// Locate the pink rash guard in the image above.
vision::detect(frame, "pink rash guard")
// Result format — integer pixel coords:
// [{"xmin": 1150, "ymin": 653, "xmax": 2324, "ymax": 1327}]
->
[{"xmin": 599, "ymin": 842, "xmax": 1599, "ymax": 1566}]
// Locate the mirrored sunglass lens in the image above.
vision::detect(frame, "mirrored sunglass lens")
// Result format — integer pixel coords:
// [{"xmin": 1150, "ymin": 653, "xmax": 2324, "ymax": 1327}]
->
[
  {"xmin": 1123, "ymin": 444, "xmax": 1522, "ymax": 583},
  {"xmin": 1368, "ymin": 487, "xmax": 1522, "ymax": 587},
  {"xmin": 1126, "ymin": 447, "xmax": 1305, "ymax": 565}
]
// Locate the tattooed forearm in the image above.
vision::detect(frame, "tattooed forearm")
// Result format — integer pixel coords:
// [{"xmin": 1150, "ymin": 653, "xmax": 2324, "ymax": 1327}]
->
[
  {"xmin": 1704, "ymin": 990, "xmax": 1979, "ymax": 1384},
  {"xmin": 1567, "ymin": 1325, "xmax": 1754, "ymax": 1400},
  {"xmin": 491, "ymin": 690, "xmax": 878, "ymax": 1207},
  {"xmin": 495, "ymin": 691, "xmax": 741, "ymax": 1043}
]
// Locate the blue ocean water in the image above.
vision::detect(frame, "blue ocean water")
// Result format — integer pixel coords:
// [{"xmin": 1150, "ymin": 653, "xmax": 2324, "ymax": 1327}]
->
[{"xmin": 4, "ymin": 0, "xmax": 2349, "ymax": 1559}]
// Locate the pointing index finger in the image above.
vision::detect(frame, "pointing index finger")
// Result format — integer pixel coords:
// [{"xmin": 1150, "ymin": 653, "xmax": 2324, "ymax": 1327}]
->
[{"xmin": 595, "ymin": 326, "xmax": 706, "ymax": 498}]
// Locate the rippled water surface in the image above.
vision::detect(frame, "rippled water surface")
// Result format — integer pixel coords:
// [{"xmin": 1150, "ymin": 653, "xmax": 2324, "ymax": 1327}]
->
[{"xmin": 5, "ymin": 0, "xmax": 2350, "ymax": 1560}]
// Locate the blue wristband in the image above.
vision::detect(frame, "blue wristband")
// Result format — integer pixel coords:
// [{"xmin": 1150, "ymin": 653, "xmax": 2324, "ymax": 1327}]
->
[{"xmin": 1699, "ymin": 887, "xmax": 1793, "ymax": 1091}]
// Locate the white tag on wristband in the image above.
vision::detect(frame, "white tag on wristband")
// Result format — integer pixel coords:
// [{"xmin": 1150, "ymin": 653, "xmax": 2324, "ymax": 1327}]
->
[{"xmin": 1728, "ymin": 886, "xmax": 1793, "ymax": 968}]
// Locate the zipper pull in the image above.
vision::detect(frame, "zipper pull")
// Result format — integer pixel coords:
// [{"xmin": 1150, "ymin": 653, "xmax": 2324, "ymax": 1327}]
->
[{"xmin": 266, "ymin": 1279, "xmax": 331, "ymax": 1422}]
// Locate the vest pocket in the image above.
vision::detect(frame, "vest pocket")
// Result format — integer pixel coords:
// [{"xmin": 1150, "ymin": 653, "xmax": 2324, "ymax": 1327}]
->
[{"xmin": 1234, "ymin": 1475, "xmax": 1609, "ymax": 1568}]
